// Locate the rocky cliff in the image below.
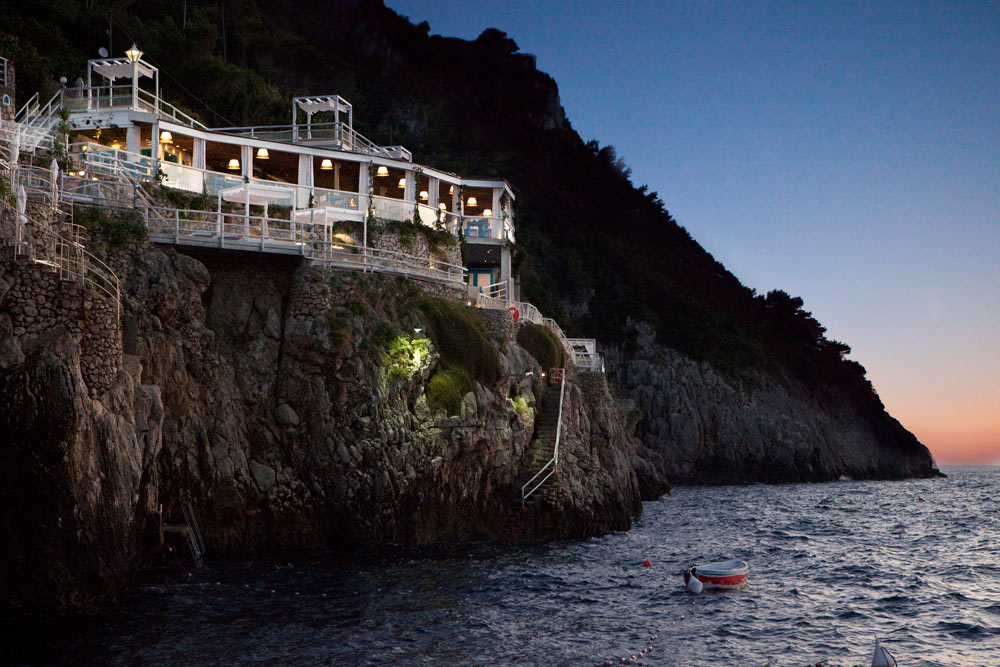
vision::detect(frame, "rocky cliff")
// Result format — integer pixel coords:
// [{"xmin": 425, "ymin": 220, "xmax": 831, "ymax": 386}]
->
[
  {"xmin": 607, "ymin": 322, "xmax": 938, "ymax": 484},
  {"xmin": 0, "ymin": 215, "xmax": 654, "ymax": 612}
]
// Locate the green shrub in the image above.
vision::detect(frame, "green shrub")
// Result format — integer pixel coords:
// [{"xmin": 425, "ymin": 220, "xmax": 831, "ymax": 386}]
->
[
  {"xmin": 384, "ymin": 333, "xmax": 430, "ymax": 379},
  {"xmin": 100, "ymin": 211, "xmax": 147, "ymax": 247},
  {"xmin": 426, "ymin": 367, "xmax": 472, "ymax": 416},
  {"xmin": 516, "ymin": 323, "xmax": 565, "ymax": 370},
  {"xmin": 76, "ymin": 207, "xmax": 147, "ymax": 247},
  {"xmin": 415, "ymin": 298, "xmax": 500, "ymax": 384}
]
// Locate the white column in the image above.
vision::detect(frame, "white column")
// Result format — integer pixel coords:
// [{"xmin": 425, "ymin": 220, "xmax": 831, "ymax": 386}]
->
[
  {"xmin": 297, "ymin": 154, "xmax": 312, "ymax": 208},
  {"xmin": 193, "ymin": 137, "xmax": 206, "ymax": 170},
  {"xmin": 404, "ymin": 170, "xmax": 415, "ymax": 205},
  {"xmin": 501, "ymin": 246, "xmax": 513, "ymax": 305},
  {"xmin": 428, "ymin": 177, "xmax": 439, "ymax": 210},
  {"xmin": 126, "ymin": 125, "xmax": 141, "ymax": 155},
  {"xmin": 241, "ymin": 144, "xmax": 252, "ymax": 179}
]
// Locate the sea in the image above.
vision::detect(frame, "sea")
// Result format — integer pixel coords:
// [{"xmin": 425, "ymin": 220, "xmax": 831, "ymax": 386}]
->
[{"xmin": 8, "ymin": 465, "xmax": 999, "ymax": 666}]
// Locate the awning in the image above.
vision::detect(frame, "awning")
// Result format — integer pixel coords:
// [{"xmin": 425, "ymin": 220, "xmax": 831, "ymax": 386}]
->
[
  {"xmin": 91, "ymin": 58, "xmax": 157, "ymax": 81},
  {"xmin": 294, "ymin": 95, "xmax": 352, "ymax": 116},
  {"xmin": 219, "ymin": 182, "xmax": 294, "ymax": 206}
]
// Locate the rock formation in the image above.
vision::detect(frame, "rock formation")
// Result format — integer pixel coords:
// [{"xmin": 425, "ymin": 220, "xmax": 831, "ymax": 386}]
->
[
  {"xmin": 1, "ymin": 221, "xmax": 653, "ymax": 612},
  {"xmin": 607, "ymin": 321, "xmax": 938, "ymax": 484}
]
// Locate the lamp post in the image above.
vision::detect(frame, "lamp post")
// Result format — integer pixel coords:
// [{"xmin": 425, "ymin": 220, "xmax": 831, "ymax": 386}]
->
[{"xmin": 125, "ymin": 43, "xmax": 142, "ymax": 111}]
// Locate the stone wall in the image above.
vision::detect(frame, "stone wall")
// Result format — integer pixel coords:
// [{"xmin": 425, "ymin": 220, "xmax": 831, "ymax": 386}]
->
[
  {"xmin": 1, "ymin": 256, "xmax": 121, "ymax": 396},
  {"xmin": 576, "ymin": 370, "xmax": 609, "ymax": 408},
  {"xmin": 478, "ymin": 307, "xmax": 516, "ymax": 341},
  {"xmin": 370, "ymin": 221, "xmax": 462, "ymax": 268},
  {"xmin": 0, "ymin": 57, "xmax": 14, "ymax": 121}
]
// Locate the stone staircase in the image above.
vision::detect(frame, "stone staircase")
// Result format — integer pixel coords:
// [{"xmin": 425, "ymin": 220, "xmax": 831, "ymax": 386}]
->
[
  {"xmin": 528, "ymin": 384, "xmax": 562, "ymax": 471},
  {"xmin": 515, "ymin": 384, "xmax": 563, "ymax": 504}
]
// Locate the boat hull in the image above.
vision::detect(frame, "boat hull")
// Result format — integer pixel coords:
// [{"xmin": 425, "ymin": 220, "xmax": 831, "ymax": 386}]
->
[{"xmin": 684, "ymin": 559, "xmax": 748, "ymax": 590}]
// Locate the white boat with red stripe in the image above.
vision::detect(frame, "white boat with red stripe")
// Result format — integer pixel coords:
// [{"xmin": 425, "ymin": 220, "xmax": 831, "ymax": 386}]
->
[{"xmin": 683, "ymin": 559, "xmax": 749, "ymax": 590}]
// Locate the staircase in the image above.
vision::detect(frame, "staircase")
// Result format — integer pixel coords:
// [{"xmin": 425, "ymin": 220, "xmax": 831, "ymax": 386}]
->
[
  {"xmin": 528, "ymin": 385, "xmax": 561, "ymax": 471},
  {"xmin": 519, "ymin": 371, "xmax": 567, "ymax": 506},
  {"xmin": 13, "ymin": 90, "xmax": 62, "ymax": 153}
]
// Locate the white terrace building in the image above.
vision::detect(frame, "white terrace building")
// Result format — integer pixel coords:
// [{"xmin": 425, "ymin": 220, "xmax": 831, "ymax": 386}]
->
[{"xmin": 47, "ymin": 48, "xmax": 515, "ymax": 299}]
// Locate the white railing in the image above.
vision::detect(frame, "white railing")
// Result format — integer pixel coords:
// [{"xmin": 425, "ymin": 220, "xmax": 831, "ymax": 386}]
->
[
  {"xmin": 482, "ymin": 280, "xmax": 507, "ymax": 299},
  {"xmin": 521, "ymin": 367, "xmax": 566, "ymax": 506},
  {"xmin": 567, "ymin": 338, "xmax": 604, "ymax": 372},
  {"xmin": 462, "ymin": 216, "xmax": 501, "ymax": 241},
  {"xmin": 13, "ymin": 89, "xmax": 62, "ymax": 151},
  {"xmin": 139, "ymin": 204, "xmax": 465, "ymax": 285},
  {"xmin": 514, "ymin": 301, "xmax": 544, "ymax": 325},
  {"xmin": 0, "ymin": 191, "xmax": 121, "ymax": 324},
  {"xmin": 0, "ymin": 57, "xmax": 8, "ymax": 88},
  {"xmin": 209, "ymin": 120, "xmax": 399, "ymax": 159},
  {"xmin": 59, "ymin": 85, "xmax": 208, "ymax": 130}
]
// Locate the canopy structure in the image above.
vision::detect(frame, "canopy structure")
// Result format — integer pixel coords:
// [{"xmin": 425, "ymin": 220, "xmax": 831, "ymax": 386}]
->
[
  {"xmin": 292, "ymin": 95, "xmax": 353, "ymax": 137},
  {"xmin": 218, "ymin": 182, "xmax": 294, "ymax": 209},
  {"xmin": 88, "ymin": 58, "xmax": 157, "ymax": 82},
  {"xmin": 86, "ymin": 56, "xmax": 160, "ymax": 111}
]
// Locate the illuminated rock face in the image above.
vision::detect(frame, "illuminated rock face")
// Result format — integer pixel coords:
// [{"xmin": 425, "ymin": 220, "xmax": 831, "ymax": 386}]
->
[{"xmin": 606, "ymin": 321, "xmax": 938, "ymax": 485}]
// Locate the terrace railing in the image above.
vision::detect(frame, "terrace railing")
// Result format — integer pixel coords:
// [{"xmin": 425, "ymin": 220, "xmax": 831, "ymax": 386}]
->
[
  {"xmin": 60, "ymin": 85, "xmax": 208, "ymax": 130},
  {"xmin": 141, "ymin": 204, "xmax": 465, "ymax": 285},
  {"xmin": 461, "ymin": 215, "xmax": 515, "ymax": 244},
  {"xmin": 566, "ymin": 338, "xmax": 604, "ymax": 373},
  {"xmin": 209, "ymin": 121, "xmax": 399, "ymax": 159}
]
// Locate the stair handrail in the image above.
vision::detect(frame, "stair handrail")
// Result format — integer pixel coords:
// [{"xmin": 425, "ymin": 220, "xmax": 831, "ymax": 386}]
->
[
  {"xmin": 0, "ymin": 196, "xmax": 121, "ymax": 325},
  {"xmin": 520, "ymin": 367, "xmax": 567, "ymax": 506}
]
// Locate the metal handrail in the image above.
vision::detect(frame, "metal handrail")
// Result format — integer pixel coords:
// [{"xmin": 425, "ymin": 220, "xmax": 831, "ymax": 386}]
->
[
  {"xmin": 138, "ymin": 203, "xmax": 467, "ymax": 285},
  {"xmin": 521, "ymin": 367, "xmax": 567, "ymax": 506},
  {"xmin": 0, "ymin": 197, "xmax": 121, "ymax": 324}
]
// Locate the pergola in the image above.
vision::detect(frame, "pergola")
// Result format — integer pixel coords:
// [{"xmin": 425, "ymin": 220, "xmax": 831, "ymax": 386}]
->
[
  {"xmin": 86, "ymin": 54, "xmax": 159, "ymax": 111},
  {"xmin": 292, "ymin": 95, "xmax": 353, "ymax": 139}
]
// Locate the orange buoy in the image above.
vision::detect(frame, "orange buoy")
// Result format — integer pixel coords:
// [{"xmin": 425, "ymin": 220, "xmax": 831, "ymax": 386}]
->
[{"xmin": 642, "ymin": 560, "xmax": 651, "ymax": 568}]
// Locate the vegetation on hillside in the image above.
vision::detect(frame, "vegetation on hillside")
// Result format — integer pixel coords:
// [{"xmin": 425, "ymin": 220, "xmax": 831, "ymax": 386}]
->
[{"xmin": 0, "ymin": 0, "xmax": 881, "ymax": 410}]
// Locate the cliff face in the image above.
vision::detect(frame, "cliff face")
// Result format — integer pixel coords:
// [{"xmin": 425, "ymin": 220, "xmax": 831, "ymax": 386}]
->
[
  {"xmin": 1, "ymin": 222, "xmax": 650, "ymax": 611},
  {"xmin": 0, "ymin": 267, "xmax": 163, "ymax": 611},
  {"xmin": 123, "ymin": 244, "xmax": 647, "ymax": 553},
  {"xmin": 607, "ymin": 322, "xmax": 938, "ymax": 484}
]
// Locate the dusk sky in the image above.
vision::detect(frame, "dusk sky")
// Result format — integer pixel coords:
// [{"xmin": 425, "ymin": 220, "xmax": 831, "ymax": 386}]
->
[{"xmin": 388, "ymin": 0, "xmax": 999, "ymax": 464}]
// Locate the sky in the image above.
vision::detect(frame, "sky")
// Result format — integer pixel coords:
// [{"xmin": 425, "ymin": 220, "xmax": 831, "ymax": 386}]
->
[{"xmin": 386, "ymin": 0, "xmax": 1000, "ymax": 465}]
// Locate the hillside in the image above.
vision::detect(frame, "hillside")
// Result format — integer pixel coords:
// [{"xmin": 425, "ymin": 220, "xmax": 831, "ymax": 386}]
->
[{"xmin": 0, "ymin": 0, "xmax": 936, "ymax": 480}]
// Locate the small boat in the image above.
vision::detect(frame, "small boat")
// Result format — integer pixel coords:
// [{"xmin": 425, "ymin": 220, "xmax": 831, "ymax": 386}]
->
[
  {"xmin": 683, "ymin": 559, "xmax": 748, "ymax": 590},
  {"xmin": 871, "ymin": 638, "xmax": 897, "ymax": 667}
]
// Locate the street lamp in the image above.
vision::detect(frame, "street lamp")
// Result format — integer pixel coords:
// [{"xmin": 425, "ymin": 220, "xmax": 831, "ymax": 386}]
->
[{"xmin": 125, "ymin": 44, "xmax": 142, "ymax": 111}]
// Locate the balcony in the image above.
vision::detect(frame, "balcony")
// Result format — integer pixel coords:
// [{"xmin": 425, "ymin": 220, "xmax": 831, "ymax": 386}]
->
[{"xmin": 462, "ymin": 216, "xmax": 515, "ymax": 245}]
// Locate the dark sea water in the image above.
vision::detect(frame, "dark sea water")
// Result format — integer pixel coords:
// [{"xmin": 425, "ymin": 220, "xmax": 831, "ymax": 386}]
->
[{"xmin": 9, "ymin": 466, "xmax": 1000, "ymax": 666}]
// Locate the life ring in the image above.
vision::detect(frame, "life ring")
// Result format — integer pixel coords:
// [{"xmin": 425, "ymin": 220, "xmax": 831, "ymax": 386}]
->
[{"xmin": 508, "ymin": 306, "xmax": 520, "ymax": 322}]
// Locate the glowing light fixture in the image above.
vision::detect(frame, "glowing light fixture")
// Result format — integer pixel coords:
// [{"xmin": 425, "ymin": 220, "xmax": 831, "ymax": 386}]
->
[
  {"xmin": 438, "ymin": 202, "xmax": 447, "ymax": 211},
  {"xmin": 125, "ymin": 43, "xmax": 143, "ymax": 63},
  {"xmin": 111, "ymin": 142, "xmax": 121, "ymax": 150},
  {"xmin": 448, "ymin": 185, "xmax": 454, "ymax": 195},
  {"xmin": 466, "ymin": 196, "xmax": 478, "ymax": 207},
  {"xmin": 227, "ymin": 158, "xmax": 240, "ymax": 170},
  {"xmin": 398, "ymin": 178, "xmax": 406, "ymax": 188},
  {"xmin": 81, "ymin": 144, "xmax": 88, "ymax": 151},
  {"xmin": 159, "ymin": 131, "xmax": 173, "ymax": 144},
  {"xmin": 482, "ymin": 208, "xmax": 493, "ymax": 216},
  {"xmin": 257, "ymin": 148, "xmax": 270, "ymax": 159},
  {"xmin": 376, "ymin": 165, "xmax": 389, "ymax": 177},
  {"xmin": 320, "ymin": 158, "xmax": 334, "ymax": 170},
  {"xmin": 419, "ymin": 190, "xmax": 429, "ymax": 200}
]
